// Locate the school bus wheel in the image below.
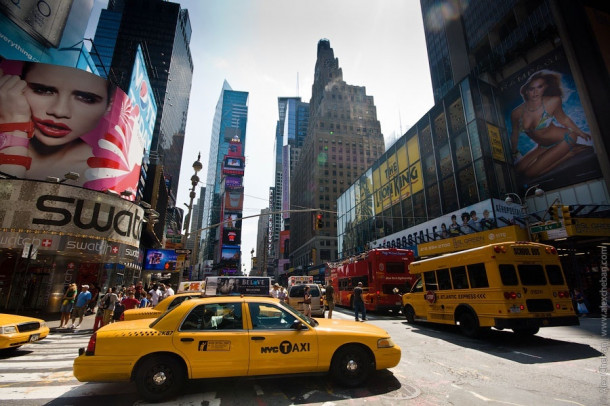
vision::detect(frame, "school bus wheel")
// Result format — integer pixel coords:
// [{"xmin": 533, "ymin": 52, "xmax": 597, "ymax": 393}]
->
[
  {"xmin": 456, "ymin": 309, "xmax": 481, "ymax": 338},
  {"xmin": 403, "ymin": 305, "xmax": 415, "ymax": 323}
]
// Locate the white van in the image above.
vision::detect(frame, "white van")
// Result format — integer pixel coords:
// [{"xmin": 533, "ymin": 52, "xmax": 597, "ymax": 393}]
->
[{"xmin": 287, "ymin": 283, "xmax": 324, "ymax": 317}]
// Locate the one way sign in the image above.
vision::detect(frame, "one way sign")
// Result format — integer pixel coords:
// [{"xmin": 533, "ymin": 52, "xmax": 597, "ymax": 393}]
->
[{"xmin": 22, "ymin": 244, "xmax": 38, "ymax": 259}]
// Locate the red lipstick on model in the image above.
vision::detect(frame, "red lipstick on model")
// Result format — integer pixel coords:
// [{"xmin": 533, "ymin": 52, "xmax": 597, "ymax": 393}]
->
[{"xmin": 32, "ymin": 116, "xmax": 72, "ymax": 138}]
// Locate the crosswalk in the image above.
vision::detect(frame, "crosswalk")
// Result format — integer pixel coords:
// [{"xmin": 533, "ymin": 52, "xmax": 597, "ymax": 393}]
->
[{"xmin": 0, "ymin": 330, "xmax": 140, "ymax": 404}]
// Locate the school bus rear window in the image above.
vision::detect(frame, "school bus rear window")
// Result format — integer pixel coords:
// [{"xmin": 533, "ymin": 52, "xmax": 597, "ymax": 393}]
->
[
  {"xmin": 546, "ymin": 265, "xmax": 565, "ymax": 285},
  {"xmin": 517, "ymin": 264, "xmax": 547, "ymax": 286},
  {"xmin": 499, "ymin": 264, "xmax": 519, "ymax": 286}
]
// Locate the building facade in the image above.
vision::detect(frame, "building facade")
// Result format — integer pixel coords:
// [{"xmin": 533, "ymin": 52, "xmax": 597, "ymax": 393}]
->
[
  {"xmin": 290, "ymin": 39, "xmax": 385, "ymax": 273},
  {"xmin": 201, "ymin": 81, "xmax": 249, "ymax": 270},
  {"xmin": 338, "ymin": 0, "xmax": 610, "ymax": 312}
]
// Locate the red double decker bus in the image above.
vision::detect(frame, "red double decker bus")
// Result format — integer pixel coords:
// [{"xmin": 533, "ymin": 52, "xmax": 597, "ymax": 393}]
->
[{"xmin": 327, "ymin": 248, "xmax": 416, "ymax": 313}]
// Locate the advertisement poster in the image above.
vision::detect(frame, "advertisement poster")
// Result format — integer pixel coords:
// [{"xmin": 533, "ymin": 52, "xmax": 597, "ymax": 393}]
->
[
  {"xmin": 127, "ymin": 45, "xmax": 157, "ymax": 157},
  {"xmin": 144, "ymin": 249, "xmax": 177, "ymax": 271},
  {"xmin": 220, "ymin": 245, "xmax": 240, "ymax": 264},
  {"xmin": 498, "ymin": 47, "xmax": 601, "ymax": 190},
  {"xmin": 205, "ymin": 276, "xmax": 270, "ymax": 296},
  {"xmin": 0, "ymin": 60, "xmax": 145, "ymax": 197}
]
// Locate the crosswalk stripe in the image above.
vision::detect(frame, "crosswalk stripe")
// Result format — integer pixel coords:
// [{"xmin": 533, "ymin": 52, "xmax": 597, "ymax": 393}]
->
[
  {"xmin": 0, "ymin": 360, "xmax": 74, "ymax": 369},
  {"xmin": 0, "ymin": 382, "xmax": 134, "ymax": 400},
  {"xmin": 0, "ymin": 371, "xmax": 75, "ymax": 383},
  {"xmin": 2, "ymin": 353, "xmax": 77, "ymax": 361}
]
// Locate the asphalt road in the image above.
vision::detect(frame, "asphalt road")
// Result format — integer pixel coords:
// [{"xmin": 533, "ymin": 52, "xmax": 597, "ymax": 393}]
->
[{"xmin": 0, "ymin": 308, "xmax": 606, "ymax": 405}]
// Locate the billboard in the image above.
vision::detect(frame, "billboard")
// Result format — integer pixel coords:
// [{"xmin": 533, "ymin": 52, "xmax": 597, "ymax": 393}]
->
[
  {"xmin": 223, "ymin": 156, "xmax": 244, "ymax": 175},
  {"xmin": 222, "ymin": 229, "xmax": 241, "ymax": 245},
  {"xmin": 223, "ymin": 212, "xmax": 241, "ymax": 229},
  {"xmin": 223, "ymin": 176, "xmax": 242, "ymax": 189},
  {"xmin": 144, "ymin": 249, "xmax": 177, "ymax": 271},
  {"xmin": 127, "ymin": 45, "xmax": 157, "ymax": 157},
  {"xmin": 220, "ymin": 245, "xmax": 240, "ymax": 264},
  {"xmin": 0, "ymin": 60, "xmax": 146, "ymax": 197},
  {"xmin": 0, "ymin": 0, "xmax": 94, "ymax": 67},
  {"xmin": 0, "ymin": 180, "xmax": 144, "ymax": 247},
  {"xmin": 498, "ymin": 47, "xmax": 601, "ymax": 190},
  {"xmin": 224, "ymin": 190, "xmax": 243, "ymax": 211}
]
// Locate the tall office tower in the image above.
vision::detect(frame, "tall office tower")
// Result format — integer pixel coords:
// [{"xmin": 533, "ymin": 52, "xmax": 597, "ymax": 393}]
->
[
  {"xmin": 250, "ymin": 208, "xmax": 271, "ymax": 276},
  {"xmin": 92, "ymin": 0, "xmax": 194, "ymax": 201},
  {"xmin": 201, "ymin": 81, "xmax": 249, "ymax": 269},
  {"xmin": 290, "ymin": 39, "xmax": 385, "ymax": 269},
  {"xmin": 269, "ymin": 97, "xmax": 309, "ymax": 277}
]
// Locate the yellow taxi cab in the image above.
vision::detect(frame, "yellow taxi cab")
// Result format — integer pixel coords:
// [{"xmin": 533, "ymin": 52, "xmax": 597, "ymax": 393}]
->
[
  {"xmin": 74, "ymin": 295, "xmax": 401, "ymax": 402},
  {"xmin": 0, "ymin": 313, "xmax": 50, "ymax": 352},
  {"xmin": 121, "ymin": 292, "xmax": 201, "ymax": 321}
]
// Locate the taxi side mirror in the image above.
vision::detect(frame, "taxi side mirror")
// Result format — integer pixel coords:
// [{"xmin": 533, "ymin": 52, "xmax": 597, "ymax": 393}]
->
[{"xmin": 291, "ymin": 320, "xmax": 305, "ymax": 330}]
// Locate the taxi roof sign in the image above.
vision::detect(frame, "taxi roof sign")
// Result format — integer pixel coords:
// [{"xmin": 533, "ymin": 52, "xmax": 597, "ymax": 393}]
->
[{"xmin": 204, "ymin": 276, "xmax": 271, "ymax": 297}]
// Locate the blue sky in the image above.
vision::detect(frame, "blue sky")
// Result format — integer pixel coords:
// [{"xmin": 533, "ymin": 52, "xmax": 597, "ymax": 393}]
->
[{"xmin": 87, "ymin": 0, "xmax": 434, "ymax": 273}]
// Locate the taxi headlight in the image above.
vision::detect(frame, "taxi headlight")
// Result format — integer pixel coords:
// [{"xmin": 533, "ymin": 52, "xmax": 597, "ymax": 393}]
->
[
  {"xmin": 377, "ymin": 337, "xmax": 395, "ymax": 348},
  {"xmin": 1, "ymin": 325, "xmax": 18, "ymax": 334},
  {"xmin": 40, "ymin": 322, "xmax": 48, "ymax": 328}
]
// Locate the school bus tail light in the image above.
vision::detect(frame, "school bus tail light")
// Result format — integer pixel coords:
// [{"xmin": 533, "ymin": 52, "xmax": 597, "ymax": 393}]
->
[
  {"xmin": 557, "ymin": 290, "xmax": 570, "ymax": 299},
  {"xmin": 545, "ymin": 246, "xmax": 557, "ymax": 255},
  {"xmin": 504, "ymin": 291, "xmax": 518, "ymax": 299},
  {"xmin": 494, "ymin": 245, "xmax": 507, "ymax": 253}
]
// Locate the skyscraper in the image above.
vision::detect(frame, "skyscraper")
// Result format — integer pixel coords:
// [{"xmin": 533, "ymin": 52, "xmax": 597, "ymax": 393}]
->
[
  {"xmin": 92, "ymin": 0, "xmax": 194, "ymax": 201},
  {"xmin": 269, "ymin": 97, "xmax": 309, "ymax": 277},
  {"xmin": 290, "ymin": 39, "xmax": 385, "ymax": 269},
  {"xmin": 201, "ymin": 81, "xmax": 249, "ymax": 271}
]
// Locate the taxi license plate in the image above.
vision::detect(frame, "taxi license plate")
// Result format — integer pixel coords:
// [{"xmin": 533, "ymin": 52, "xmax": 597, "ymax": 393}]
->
[{"xmin": 29, "ymin": 334, "xmax": 40, "ymax": 342}]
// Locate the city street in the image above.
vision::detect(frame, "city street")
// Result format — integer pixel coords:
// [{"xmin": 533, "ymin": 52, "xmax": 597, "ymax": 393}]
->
[{"xmin": 0, "ymin": 308, "xmax": 606, "ymax": 405}]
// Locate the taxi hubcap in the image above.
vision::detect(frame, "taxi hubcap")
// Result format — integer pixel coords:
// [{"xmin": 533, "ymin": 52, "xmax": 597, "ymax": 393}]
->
[
  {"xmin": 347, "ymin": 359, "xmax": 359, "ymax": 372},
  {"xmin": 152, "ymin": 371, "xmax": 167, "ymax": 385}
]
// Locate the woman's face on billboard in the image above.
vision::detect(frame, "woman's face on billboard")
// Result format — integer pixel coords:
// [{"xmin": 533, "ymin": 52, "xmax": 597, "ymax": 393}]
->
[
  {"xmin": 23, "ymin": 63, "xmax": 109, "ymax": 146},
  {"xmin": 525, "ymin": 78, "xmax": 546, "ymax": 101}
]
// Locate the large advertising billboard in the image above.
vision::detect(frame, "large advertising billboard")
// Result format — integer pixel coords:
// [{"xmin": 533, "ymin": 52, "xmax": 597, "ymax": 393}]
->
[
  {"xmin": 144, "ymin": 249, "xmax": 177, "ymax": 271},
  {"xmin": 127, "ymin": 45, "xmax": 157, "ymax": 158},
  {"xmin": 0, "ymin": 60, "xmax": 146, "ymax": 197},
  {"xmin": 498, "ymin": 47, "xmax": 601, "ymax": 190},
  {"xmin": 0, "ymin": 0, "xmax": 94, "ymax": 67},
  {"xmin": 0, "ymin": 180, "xmax": 145, "ymax": 247}
]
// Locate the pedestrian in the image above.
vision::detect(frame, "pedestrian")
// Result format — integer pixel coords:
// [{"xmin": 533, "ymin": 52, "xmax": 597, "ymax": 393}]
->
[
  {"xmin": 87, "ymin": 284, "xmax": 100, "ymax": 315},
  {"xmin": 353, "ymin": 281, "xmax": 367, "ymax": 321},
  {"xmin": 325, "ymin": 280, "xmax": 335, "ymax": 319},
  {"xmin": 149, "ymin": 284, "xmax": 161, "ymax": 306},
  {"xmin": 121, "ymin": 291, "xmax": 141, "ymax": 310},
  {"xmin": 69, "ymin": 285, "xmax": 92, "ymax": 329},
  {"xmin": 574, "ymin": 288, "xmax": 589, "ymax": 317},
  {"xmin": 278, "ymin": 286, "xmax": 287, "ymax": 303},
  {"xmin": 93, "ymin": 304, "xmax": 104, "ymax": 332},
  {"xmin": 59, "ymin": 283, "xmax": 77, "ymax": 328},
  {"xmin": 271, "ymin": 283, "xmax": 281, "ymax": 299},
  {"xmin": 139, "ymin": 292, "xmax": 152, "ymax": 308},
  {"xmin": 303, "ymin": 285, "xmax": 312, "ymax": 317},
  {"xmin": 100, "ymin": 287, "xmax": 119, "ymax": 325},
  {"xmin": 134, "ymin": 281, "xmax": 144, "ymax": 299},
  {"xmin": 164, "ymin": 283, "xmax": 175, "ymax": 298}
]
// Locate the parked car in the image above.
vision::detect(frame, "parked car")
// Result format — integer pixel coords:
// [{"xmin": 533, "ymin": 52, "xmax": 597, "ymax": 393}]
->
[
  {"xmin": 287, "ymin": 283, "xmax": 325, "ymax": 317},
  {"xmin": 73, "ymin": 295, "xmax": 401, "ymax": 402},
  {"xmin": 0, "ymin": 313, "xmax": 49, "ymax": 352}
]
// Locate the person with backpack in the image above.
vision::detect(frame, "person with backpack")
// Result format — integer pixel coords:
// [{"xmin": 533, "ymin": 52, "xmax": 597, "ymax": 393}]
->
[{"xmin": 100, "ymin": 287, "xmax": 119, "ymax": 325}]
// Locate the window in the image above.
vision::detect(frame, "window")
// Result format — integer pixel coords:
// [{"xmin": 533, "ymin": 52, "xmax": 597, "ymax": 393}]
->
[
  {"xmin": 450, "ymin": 266, "xmax": 469, "ymax": 289},
  {"xmin": 167, "ymin": 295, "xmax": 195, "ymax": 311},
  {"xmin": 546, "ymin": 265, "xmax": 565, "ymax": 285},
  {"xmin": 424, "ymin": 271, "xmax": 438, "ymax": 291},
  {"xmin": 436, "ymin": 268, "xmax": 452, "ymax": 290},
  {"xmin": 411, "ymin": 278, "xmax": 424, "ymax": 293},
  {"xmin": 467, "ymin": 263, "xmax": 489, "ymax": 288},
  {"xmin": 248, "ymin": 303, "xmax": 297, "ymax": 330},
  {"xmin": 499, "ymin": 264, "xmax": 518, "ymax": 285},
  {"xmin": 518, "ymin": 265, "xmax": 547, "ymax": 286},
  {"xmin": 386, "ymin": 262, "xmax": 405, "ymax": 274},
  {"xmin": 181, "ymin": 303, "xmax": 243, "ymax": 331}
]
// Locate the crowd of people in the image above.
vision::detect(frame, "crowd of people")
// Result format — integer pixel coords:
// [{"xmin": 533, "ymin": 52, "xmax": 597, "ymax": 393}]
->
[{"xmin": 58, "ymin": 281, "xmax": 175, "ymax": 331}]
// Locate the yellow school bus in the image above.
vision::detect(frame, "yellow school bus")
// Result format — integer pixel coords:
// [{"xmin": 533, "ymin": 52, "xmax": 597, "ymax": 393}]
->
[{"xmin": 401, "ymin": 242, "xmax": 579, "ymax": 337}]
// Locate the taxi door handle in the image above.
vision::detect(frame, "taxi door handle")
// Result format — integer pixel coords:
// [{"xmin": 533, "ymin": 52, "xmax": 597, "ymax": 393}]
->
[
  {"xmin": 181, "ymin": 337, "xmax": 194, "ymax": 342},
  {"xmin": 251, "ymin": 336, "xmax": 265, "ymax": 341}
]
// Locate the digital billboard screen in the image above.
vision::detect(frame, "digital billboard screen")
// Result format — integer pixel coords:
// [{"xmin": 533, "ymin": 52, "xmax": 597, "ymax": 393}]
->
[
  {"xmin": 0, "ymin": 60, "xmax": 146, "ymax": 198},
  {"xmin": 144, "ymin": 249, "xmax": 177, "ymax": 271}
]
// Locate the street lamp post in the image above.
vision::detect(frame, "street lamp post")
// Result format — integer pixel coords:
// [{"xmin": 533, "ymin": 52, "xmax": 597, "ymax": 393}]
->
[
  {"xmin": 505, "ymin": 185, "xmax": 545, "ymax": 241},
  {"xmin": 181, "ymin": 153, "xmax": 203, "ymax": 279}
]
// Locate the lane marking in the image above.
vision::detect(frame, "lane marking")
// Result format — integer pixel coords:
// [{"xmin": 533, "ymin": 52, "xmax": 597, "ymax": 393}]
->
[
  {"xmin": 0, "ymin": 371, "xmax": 75, "ymax": 383},
  {"xmin": 512, "ymin": 351, "xmax": 542, "ymax": 359},
  {"xmin": 0, "ymin": 360, "xmax": 74, "ymax": 369}
]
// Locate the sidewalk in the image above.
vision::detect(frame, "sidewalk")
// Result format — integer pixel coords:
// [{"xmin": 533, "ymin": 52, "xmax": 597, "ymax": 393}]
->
[{"xmin": 16, "ymin": 310, "xmax": 97, "ymax": 334}]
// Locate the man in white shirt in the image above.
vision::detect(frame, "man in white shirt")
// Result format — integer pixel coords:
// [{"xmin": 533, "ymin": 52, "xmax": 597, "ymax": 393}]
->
[
  {"xmin": 149, "ymin": 285, "xmax": 161, "ymax": 306},
  {"xmin": 164, "ymin": 284, "xmax": 175, "ymax": 298},
  {"xmin": 271, "ymin": 283, "xmax": 281, "ymax": 299}
]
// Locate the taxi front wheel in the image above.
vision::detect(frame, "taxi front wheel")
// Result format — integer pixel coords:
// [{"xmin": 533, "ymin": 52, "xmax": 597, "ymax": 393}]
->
[
  {"xmin": 135, "ymin": 355, "xmax": 185, "ymax": 402},
  {"xmin": 330, "ymin": 345, "xmax": 373, "ymax": 387}
]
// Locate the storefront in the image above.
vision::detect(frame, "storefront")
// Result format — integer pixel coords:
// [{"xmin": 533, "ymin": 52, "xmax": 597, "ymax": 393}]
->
[{"xmin": 0, "ymin": 180, "xmax": 145, "ymax": 313}]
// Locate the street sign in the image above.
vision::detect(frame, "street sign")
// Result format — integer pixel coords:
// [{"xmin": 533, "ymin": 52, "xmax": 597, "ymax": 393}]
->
[
  {"xmin": 175, "ymin": 249, "xmax": 191, "ymax": 254},
  {"xmin": 530, "ymin": 222, "xmax": 562, "ymax": 234},
  {"xmin": 22, "ymin": 244, "xmax": 38, "ymax": 259}
]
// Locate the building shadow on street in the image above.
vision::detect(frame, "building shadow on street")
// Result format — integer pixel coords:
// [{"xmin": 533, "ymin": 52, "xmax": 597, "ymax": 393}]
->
[{"xmin": 402, "ymin": 321, "xmax": 603, "ymax": 364}]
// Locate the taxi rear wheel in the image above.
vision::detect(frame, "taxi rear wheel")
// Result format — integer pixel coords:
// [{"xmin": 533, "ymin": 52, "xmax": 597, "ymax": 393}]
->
[
  {"xmin": 330, "ymin": 345, "xmax": 373, "ymax": 387},
  {"xmin": 135, "ymin": 355, "xmax": 185, "ymax": 402}
]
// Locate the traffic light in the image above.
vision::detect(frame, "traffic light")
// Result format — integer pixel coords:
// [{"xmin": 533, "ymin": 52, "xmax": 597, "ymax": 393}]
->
[
  {"xmin": 548, "ymin": 205, "xmax": 559, "ymax": 222},
  {"xmin": 561, "ymin": 205, "xmax": 572, "ymax": 226},
  {"xmin": 316, "ymin": 213, "xmax": 323, "ymax": 229}
]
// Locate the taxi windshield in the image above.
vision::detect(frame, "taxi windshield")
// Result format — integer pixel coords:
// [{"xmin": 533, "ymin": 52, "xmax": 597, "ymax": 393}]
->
[{"xmin": 280, "ymin": 300, "xmax": 318, "ymax": 327}]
